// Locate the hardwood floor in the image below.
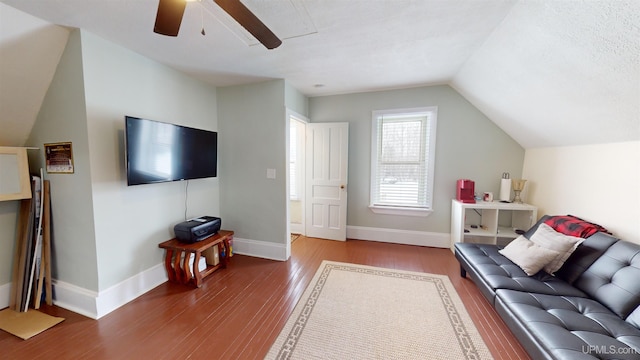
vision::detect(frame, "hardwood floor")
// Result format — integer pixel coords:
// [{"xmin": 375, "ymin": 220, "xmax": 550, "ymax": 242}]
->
[{"xmin": 2, "ymin": 237, "xmax": 530, "ymax": 359}]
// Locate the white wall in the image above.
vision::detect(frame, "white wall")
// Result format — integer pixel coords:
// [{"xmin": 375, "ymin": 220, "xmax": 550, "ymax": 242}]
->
[{"xmin": 523, "ymin": 141, "xmax": 640, "ymax": 243}]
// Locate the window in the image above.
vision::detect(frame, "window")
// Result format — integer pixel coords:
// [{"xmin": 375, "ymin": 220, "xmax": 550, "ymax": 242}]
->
[{"xmin": 370, "ymin": 107, "xmax": 437, "ymax": 216}]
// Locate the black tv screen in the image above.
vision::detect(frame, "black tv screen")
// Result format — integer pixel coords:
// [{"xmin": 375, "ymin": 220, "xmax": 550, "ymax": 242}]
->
[{"xmin": 125, "ymin": 116, "xmax": 217, "ymax": 186}]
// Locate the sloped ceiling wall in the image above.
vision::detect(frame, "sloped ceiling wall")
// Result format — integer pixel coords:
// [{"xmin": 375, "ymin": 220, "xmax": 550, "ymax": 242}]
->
[
  {"xmin": 451, "ymin": 0, "xmax": 640, "ymax": 148},
  {"xmin": 0, "ymin": 1, "xmax": 638, "ymax": 149},
  {"xmin": 0, "ymin": 3, "xmax": 69, "ymax": 146}
]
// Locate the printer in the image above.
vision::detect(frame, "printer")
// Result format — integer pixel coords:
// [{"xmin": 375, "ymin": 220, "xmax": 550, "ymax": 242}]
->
[{"xmin": 174, "ymin": 216, "xmax": 221, "ymax": 243}]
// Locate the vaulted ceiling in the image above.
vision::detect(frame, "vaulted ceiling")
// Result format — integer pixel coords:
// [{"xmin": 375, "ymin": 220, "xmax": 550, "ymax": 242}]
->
[{"xmin": 1, "ymin": 0, "xmax": 638, "ymax": 148}]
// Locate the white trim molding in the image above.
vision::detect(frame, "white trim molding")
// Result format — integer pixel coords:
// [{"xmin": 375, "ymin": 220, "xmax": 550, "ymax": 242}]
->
[
  {"xmin": 51, "ymin": 280, "xmax": 99, "ymax": 319},
  {"xmin": 368, "ymin": 205, "xmax": 433, "ymax": 217},
  {"xmin": 52, "ymin": 263, "xmax": 168, "ymax": 319},
  {"xmin": 347, "ymin": 225, "xmax": 450, "ymax": 248},
  {"xmin": 232, "ymin": 237, "xmax": 289, "ymax": 261}
]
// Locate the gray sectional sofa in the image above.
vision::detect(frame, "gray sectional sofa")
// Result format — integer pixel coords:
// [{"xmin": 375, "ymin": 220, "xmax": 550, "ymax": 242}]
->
[{"xmin": 455, "ymin": 215, "xmax": 640, "ymax": 359}]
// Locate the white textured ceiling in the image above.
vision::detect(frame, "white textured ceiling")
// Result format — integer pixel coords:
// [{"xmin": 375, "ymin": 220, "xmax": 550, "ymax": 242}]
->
[
  {"xmin": 0, "ymin": 0, "xmax": 638, "ymax": 149},
  {"xmin": 452, "ymin": 0, "xmax": 640, "ymax": 148}
]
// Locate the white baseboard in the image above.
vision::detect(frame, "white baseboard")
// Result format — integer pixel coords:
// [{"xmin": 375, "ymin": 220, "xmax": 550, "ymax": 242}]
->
[
  {"xmin": 51, "ymin": 241, "xmax": 287, "ymax": 318},
  {"xmin": 232, "ymin": 237, "xmax": 288, "ymax": 261},
  {"xmin": 2, "ymin": 228, "xmax": 448, "ymax": 318},
  {"xmin": 233, "ymin": 228, "xmax": 448, "ymax": 260},
  {"xmin": 0, "ymin": 282, "xmax": 10, "ymax": 309},
  {"xmin": 53, "ymin": 263, "xmax": 167, "ymax": 319},
  {"xmin": 347, "ymin": 225, "xmax": 450, "ymax": 248},
  {"xmin": 52, "ymin": 280, "xmax": 99, "ymax": 318},
  {"xmin": 290, "ymin": 223, "xmax": 304, "ymax": 235},
  {"xmin": 94, "ymin": 263, "xmax": 167, "ymax": 319}
]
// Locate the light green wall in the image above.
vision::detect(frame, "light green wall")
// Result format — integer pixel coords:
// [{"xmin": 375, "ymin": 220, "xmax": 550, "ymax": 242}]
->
[
  {"xmin": 79, "ymin": 31, "xmax": 219, "ymax": 291},
  {"xmin": 309, "ymin": 85, "xmax": 525, "ymax": 233},
  {"xmin": 218, "ymin": 80, "xmax": 287, "ymax": 244},
  {"xmin": 6, "ymin": 29, "xmax": 220, "ymax": 293},
  {"xmin": 25, "ymin": 29, "xmax": 99, "ymax": 290},
  {"xmin": 285, "ymin": 81, "xmax": 309, "ymax": 117},
  {"xmin": 0, "ymin": 31, "xmax": 523, "ymax": 296}
]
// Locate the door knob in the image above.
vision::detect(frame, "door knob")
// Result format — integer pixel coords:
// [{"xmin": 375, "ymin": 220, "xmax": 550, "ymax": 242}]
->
[{"xmin": 340, "ymin": 185, "xmax": 345, "ymax": 189}]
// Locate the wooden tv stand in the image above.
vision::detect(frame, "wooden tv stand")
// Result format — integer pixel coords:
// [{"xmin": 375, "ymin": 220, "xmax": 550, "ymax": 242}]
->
[{"xmin": 158, "ymin": 230, "xmax": 233, "ymax": 288}]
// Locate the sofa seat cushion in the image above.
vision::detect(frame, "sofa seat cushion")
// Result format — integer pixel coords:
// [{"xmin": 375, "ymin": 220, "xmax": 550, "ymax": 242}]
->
[
  {"xmin": 496, "ymin": 289, "xmax": 640, "ymax": 359},
  {"xmin": 456, "ymin": 243, "xmax": 587, "ymax": 299}
]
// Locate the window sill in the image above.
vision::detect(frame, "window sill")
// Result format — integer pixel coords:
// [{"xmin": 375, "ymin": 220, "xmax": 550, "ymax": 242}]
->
[{"xmin": 369, "ymin": 205, "xmax": 433, "ymax": 217}]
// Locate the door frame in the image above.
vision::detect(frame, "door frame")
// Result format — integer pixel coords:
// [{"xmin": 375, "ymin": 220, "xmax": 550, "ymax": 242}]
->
[{"xmin": 286, "ymin": 110, "xmax": 309, "ymax": 240}]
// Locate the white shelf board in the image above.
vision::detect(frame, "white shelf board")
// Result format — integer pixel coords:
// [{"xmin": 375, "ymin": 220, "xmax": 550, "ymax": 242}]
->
[{"xmin": 464, "ymin": 228, "xmax": 494, "ymax": 237}]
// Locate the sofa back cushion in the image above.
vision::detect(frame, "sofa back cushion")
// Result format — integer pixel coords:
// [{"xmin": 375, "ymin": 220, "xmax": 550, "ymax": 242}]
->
[
  {"xmin": 529, "ymin": 223, "xmax": 585, "ymax": 275},
  {"xmin": 524, "ymin": 216, "xmax": 618, "ymax": 284},
  {"xmin": 626, "ymin": 305, "xmax": 640, "ymax": 329},
  {"xmin": 523, "ymin": 215, "xmax": 550, "ymax": 239},
  {"xmin": 574, "ymin": 240, "xmax": 640, "ymax": 320},
  {"xmin": 554, "ymin": 232, "xmax": 619, "ymax": 284}
]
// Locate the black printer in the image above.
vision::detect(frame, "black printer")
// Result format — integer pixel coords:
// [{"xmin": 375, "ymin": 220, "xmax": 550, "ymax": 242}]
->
[{"xmin": 174, "ymin": 216, "xmax": 221, "ymax": 243}]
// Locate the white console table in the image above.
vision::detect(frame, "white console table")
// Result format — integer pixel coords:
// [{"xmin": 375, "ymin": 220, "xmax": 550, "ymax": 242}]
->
[{"xmin": 450, "ymin": 199, "xmax": 537, "ymax": 251}]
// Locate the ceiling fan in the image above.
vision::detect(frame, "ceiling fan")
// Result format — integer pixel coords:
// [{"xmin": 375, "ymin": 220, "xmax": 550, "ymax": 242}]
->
[{"xmin": 153, "ymin": 0, "xmax": 282, "ymax": 49}]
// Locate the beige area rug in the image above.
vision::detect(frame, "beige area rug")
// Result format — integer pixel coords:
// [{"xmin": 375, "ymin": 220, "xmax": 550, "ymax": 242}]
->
[
  {"xmin": 0, "ymin": 308, "xmax": 64, "ymax": 340},
  {"xmin": 265, "ymin": 261, "xmax": 493, "ymax": 360}
]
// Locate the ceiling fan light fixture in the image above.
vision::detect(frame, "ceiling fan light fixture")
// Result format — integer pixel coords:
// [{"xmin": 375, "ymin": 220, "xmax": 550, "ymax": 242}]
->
[
  {"xmin": 153, "ymin": 0, "xmax": 281, "ymax": 49},
  {"xmin": 214, "ymin": 0, "xmax": 282, "ymax": 49},
  {"xmin": 154, "ymin": 0, "xmax": 187, "ymax": 37}
]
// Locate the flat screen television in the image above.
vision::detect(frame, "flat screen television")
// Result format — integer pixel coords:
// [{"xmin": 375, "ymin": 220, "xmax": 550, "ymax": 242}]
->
[{"xmin": 125, "ymin": 116, "xmax": 217, "ymax": 186}]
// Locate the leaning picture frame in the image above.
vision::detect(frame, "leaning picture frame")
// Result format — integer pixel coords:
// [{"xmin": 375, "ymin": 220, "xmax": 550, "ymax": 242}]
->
[
  {"xmin": 0, "ymin": 146, "xmax": 32, "ymax": 201},
  {"xmin": 44, "ymin": 142, "xmax": 74, "ymax": 174}
]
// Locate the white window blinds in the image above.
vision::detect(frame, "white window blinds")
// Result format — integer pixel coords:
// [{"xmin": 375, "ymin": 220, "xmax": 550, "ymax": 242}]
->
[{"xmin": 370, "ymin": 108, "xmax": 437, "ymax": 211}]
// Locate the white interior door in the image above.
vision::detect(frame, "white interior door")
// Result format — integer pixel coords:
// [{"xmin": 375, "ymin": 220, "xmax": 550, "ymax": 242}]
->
[{"xmin": 305, "ymin": 122, "xmax": 349, "ymax": 241}]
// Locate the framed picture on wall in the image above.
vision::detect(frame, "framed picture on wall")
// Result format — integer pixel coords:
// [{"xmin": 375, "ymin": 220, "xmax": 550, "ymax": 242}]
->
[{"xmin": 44, "ymin": 142, "xmax": 74, "ymax": 174}]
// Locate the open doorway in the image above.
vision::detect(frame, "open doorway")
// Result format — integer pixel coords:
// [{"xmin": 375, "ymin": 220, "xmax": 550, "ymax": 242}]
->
[{"xmin": 289, "ymin": 113, "xmax": 307, "ymax": 242}]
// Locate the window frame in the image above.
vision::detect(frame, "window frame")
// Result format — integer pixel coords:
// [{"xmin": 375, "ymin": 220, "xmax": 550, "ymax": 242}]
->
[{"xmin": 369, "ymin": 107, "xmax": 438, "ymax": 217}]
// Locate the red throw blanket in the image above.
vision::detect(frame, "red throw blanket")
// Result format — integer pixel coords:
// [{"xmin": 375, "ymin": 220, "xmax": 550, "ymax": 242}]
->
[{"xmin": 544, "ymin": 215, "xmax": 611, "ymax": 238}]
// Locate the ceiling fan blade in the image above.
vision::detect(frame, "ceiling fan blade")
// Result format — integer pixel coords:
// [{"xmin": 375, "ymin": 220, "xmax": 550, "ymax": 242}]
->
[
  {"xmin": 154, "ymin": 0, "xmax": 187, "ymax": 37},
  {"xmin": 214, "ymin": 0, "xmax": 282, "ymax": 49}
]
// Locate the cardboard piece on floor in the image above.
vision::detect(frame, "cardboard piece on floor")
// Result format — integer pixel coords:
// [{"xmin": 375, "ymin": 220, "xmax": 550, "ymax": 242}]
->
[{"xmin": 0, "ymin": 308, "xmax": 64, "ymax": 340}]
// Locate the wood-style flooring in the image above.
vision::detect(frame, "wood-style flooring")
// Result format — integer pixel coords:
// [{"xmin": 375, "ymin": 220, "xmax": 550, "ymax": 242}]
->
[{"xmin": 2, "ymin": 236, "xmax": 530, "ymax": 359}]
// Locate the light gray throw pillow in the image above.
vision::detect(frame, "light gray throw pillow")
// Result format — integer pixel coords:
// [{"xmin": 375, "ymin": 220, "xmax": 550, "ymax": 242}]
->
[
  {"xmin": 499, "ymin": 235, "xmax": 561, "ymax": 276},
  {"xmin": 530, "ymin": 223, "xmax": 585, "ymax": 274}
]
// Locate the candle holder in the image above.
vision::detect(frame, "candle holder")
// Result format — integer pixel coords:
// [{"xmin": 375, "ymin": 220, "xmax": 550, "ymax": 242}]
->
[{"xmin": 511, "ymin": 179, "xmax": 527, "ymax": 204}]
